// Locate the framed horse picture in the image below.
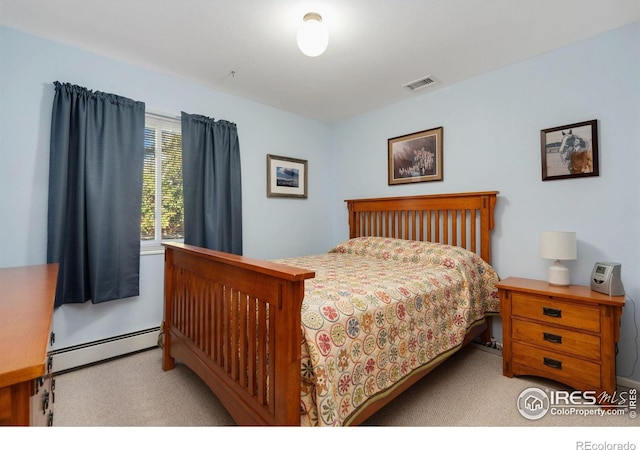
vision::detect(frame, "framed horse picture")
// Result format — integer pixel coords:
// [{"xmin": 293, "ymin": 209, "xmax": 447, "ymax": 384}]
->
[
  {"xmin": 388, "ymin": 126, "xmax": 443, "ymax": 185},
  {"xmin": 541, "ymin": 119, "xmax": 599, "ymax": 181}
]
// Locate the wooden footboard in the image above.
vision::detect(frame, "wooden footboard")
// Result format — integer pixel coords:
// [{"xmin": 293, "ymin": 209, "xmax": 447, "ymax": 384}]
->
[
  {"xmin": 162, "ymin": 243, "xmax": 314, "ymax": 425},
  {"xmin": 162, "ymin": 191, "xmax": 498, "ymax": 426}
]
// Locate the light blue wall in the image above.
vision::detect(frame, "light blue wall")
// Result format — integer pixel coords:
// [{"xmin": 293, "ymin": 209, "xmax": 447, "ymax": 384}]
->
[
  {"xmin": 328, "ymin": 22, "xmax": 640, "ymax": 382},
  {"xmin": 1, "ymin": 22, "xmax": 638, "ymax": 382},
  {"xmin": 0, "ymin": 26, "xmax": 333, "ymax": 349}
]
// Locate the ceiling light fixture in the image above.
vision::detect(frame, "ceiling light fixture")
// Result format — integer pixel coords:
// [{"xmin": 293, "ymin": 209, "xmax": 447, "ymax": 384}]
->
[{"xmin": 297, "ymin": 12, "xmax": 328, "ymax": 57}]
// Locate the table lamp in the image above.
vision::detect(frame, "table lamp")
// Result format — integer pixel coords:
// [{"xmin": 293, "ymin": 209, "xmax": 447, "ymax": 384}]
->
[{"xmin": 540, "ymin": 231, "xmax": 577, "ymax": 286}]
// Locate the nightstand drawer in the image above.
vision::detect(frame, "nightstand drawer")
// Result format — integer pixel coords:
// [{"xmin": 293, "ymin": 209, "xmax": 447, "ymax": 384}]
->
[
  {"xmin": 511, "ymin": 293, "xmax": 600, "ymax": 332},
  {"xmin": 512, "ymin": 342, "xmax": 601, "ymax": 388},
  {"xmin": 512, "ymin": 319, "xmax": 601, "ymax": 360}
]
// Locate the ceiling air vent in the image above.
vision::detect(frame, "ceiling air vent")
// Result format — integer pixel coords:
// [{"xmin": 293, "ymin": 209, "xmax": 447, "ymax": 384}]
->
[{"xmin": 403, "ymin": 75, "xmax": 437, "ymax": 92}]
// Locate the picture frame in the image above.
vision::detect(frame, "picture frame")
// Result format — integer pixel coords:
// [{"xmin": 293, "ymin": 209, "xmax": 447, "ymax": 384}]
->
[
  {"xmin": 388, "ymin": 126, "xmax": 443, "ymax": 185},
  {"xmin": 541, "ymin": 119, "xmax": 599, "ymax": 181},
  {"xmin": 266, "ymin": 154, "xmax": 308, "ymax": 198}
]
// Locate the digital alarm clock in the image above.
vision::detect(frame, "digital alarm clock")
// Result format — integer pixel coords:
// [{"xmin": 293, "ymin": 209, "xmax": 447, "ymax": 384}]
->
[{"xmin": 590, "ymin": 262, "xmax": 625, "ymax": 296}]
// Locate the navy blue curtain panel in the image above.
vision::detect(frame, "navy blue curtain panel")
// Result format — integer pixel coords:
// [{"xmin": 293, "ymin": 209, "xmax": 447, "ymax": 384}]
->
[
  {"xmin": 47, "ymin": 82, "xmax": 145, "ymax": 307},
  {"xmin": 181, "ymin": 112, "xmax": 243, "ymax": 255}
]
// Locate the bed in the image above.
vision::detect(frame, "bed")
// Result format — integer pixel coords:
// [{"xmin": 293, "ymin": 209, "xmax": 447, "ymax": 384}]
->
[{"xmin": 161, "ymin": 191, "xmax": 499, "ymax": 426}]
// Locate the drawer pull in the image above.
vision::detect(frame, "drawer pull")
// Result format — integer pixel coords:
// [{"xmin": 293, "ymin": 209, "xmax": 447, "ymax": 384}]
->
[
  {"xmin": 542, "ymin": 307, "xmax": 562, "ymax": 318},
  {"xmin": 543, "ymin": 357, "xmax": 563, "ymax": 370},
  {"xmin": 543, "ymin": 332, "xmax": 563, "ymax": 344},
  {"xmin": 43, "ymin": 390, "xmax": 50, "ymax": 414},
  {"xmin": 35, "ymin": 376, "xmax": 44, "ymax": 394}
]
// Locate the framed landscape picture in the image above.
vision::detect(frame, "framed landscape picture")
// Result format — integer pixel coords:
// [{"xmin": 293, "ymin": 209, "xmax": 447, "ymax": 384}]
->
[
  {"xmin": 266, "ymin": 154, "xmax": 308, "ymax": 198},
  {"xmin": 388, "ymin": 127, "xmax": 443, "ymax": 185},
  {"xmin": 541, "ymin": 119, "xmax": 599, "ymax": 181}
]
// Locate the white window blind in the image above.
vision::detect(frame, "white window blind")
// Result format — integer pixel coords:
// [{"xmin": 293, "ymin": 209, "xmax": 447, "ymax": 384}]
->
[{"xmin": 142, "ymin": 113, "xmax": 183, "ymax": 248}]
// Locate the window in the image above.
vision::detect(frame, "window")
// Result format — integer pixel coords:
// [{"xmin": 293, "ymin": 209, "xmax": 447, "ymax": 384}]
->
[{"xmin": 141, "ymin": 114, "xmax": 183, "ymax": 248}]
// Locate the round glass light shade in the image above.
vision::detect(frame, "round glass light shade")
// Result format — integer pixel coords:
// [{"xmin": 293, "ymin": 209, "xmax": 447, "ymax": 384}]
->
[{"xmin": 297, "ymin": 13, "xmax": 328, "ymax": 57}]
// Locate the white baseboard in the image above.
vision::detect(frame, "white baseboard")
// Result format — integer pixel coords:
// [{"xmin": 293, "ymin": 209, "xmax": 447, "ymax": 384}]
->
[
  {"xmin": 617, "ymin": 376, "xmax": 640, "ymax": 390},
  {"xmin": 49, "ymin": 327, "xmax": 160, "ymax": 374},
  {"xmin": 49, "ymin": 328, "xmax": 640, "ymax": 390},
  {"xmin": 471, "ymin": 342, "xmax": 503, "ymax": 357}
]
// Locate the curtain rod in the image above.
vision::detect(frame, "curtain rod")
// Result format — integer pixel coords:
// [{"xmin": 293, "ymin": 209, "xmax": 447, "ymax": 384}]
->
[{"xmin": 146, "ymin": 110, "xmax": 181, "ymax": 121}]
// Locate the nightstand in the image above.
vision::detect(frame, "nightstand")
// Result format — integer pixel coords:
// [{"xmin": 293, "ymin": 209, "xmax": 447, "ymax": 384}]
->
[{"xmin": 497, "ymin": 277, "xmax": 625, "ymax": 398}]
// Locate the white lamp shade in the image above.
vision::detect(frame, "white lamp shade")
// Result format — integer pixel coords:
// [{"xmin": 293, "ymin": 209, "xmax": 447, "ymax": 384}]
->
[
  {"xmin": 540, "ymin": 231, "xmax": 577, "ymax": 260},
  {"xmin": 297, "ymin": 12, "xmax": 329, "ymax": 57},
  {"xmin": 541, "ymin": 231, "xmax": 576, "ymax": 286}
]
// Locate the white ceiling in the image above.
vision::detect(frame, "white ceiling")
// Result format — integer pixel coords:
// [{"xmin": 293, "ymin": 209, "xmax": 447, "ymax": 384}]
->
[{"xmin": 1, "ymin": 0, "xmax": 638, "ymax": 123}]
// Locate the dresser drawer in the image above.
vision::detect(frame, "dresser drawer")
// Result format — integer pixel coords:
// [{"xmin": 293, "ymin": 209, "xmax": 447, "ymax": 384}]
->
[
  {"xmin": 512, "ymin": 342, "xmax": 601, "ymax": 388},
  {"xmin": 0, "ymin": 385, "xmax": 15, "ymax": 425},
  {"xmin": 512, "ymin": 319, "xmax": 601, "ymax": 360},
  {"xmin": 511, "ymin": 292, "xmax": 600, "ymax": 332}
]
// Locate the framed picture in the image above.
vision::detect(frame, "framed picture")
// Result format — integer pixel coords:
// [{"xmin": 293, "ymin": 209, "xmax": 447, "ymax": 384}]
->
[
  {"xmin": 388, "ymin": 126, "xmax": 443, "ymax": 185},
  {"xmin": 266, "ymin": 154, "xmax": 308, "ymax": 198},
  {"xmin": 541, "ymin": 119, "xmax": 599, "ymax": 181}
]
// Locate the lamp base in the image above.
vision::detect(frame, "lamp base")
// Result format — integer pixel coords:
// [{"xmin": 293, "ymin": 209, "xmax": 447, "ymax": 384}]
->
[{"xmin": 548, "ymin": 261, "xmax": 570, "ymax": 286}]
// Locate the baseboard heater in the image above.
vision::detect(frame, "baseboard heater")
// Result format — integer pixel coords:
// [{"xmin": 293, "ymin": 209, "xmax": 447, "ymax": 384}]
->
[{"xmin": 49, "ymin": 326, "xmax": 161, "ymax": 374}]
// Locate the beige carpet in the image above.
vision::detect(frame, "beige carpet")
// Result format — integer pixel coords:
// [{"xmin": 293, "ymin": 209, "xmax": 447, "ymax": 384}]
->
[{"xmin": 51, "ymin": 345, "xmax": 636, "ymax": 428}]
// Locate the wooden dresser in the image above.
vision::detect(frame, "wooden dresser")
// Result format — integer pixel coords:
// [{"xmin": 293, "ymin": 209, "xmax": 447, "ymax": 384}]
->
[
  {"xmin": 498, "ymin": 277, "xmax": 625, "ymax": 399},
  {"xmin": 0, "ymin": 264, "xmax": 58, "ymax": 426}
]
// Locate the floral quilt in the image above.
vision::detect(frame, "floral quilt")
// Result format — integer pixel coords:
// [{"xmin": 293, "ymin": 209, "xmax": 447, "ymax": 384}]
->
[{"xmin": 275, "ymin": 237, "xmax": 500, "ymax": 426}]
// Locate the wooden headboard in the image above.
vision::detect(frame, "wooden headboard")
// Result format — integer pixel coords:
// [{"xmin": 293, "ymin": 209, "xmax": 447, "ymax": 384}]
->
[{"xmin": 345, "ymin": 191, "xmax": 498, "ymax": 264}]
